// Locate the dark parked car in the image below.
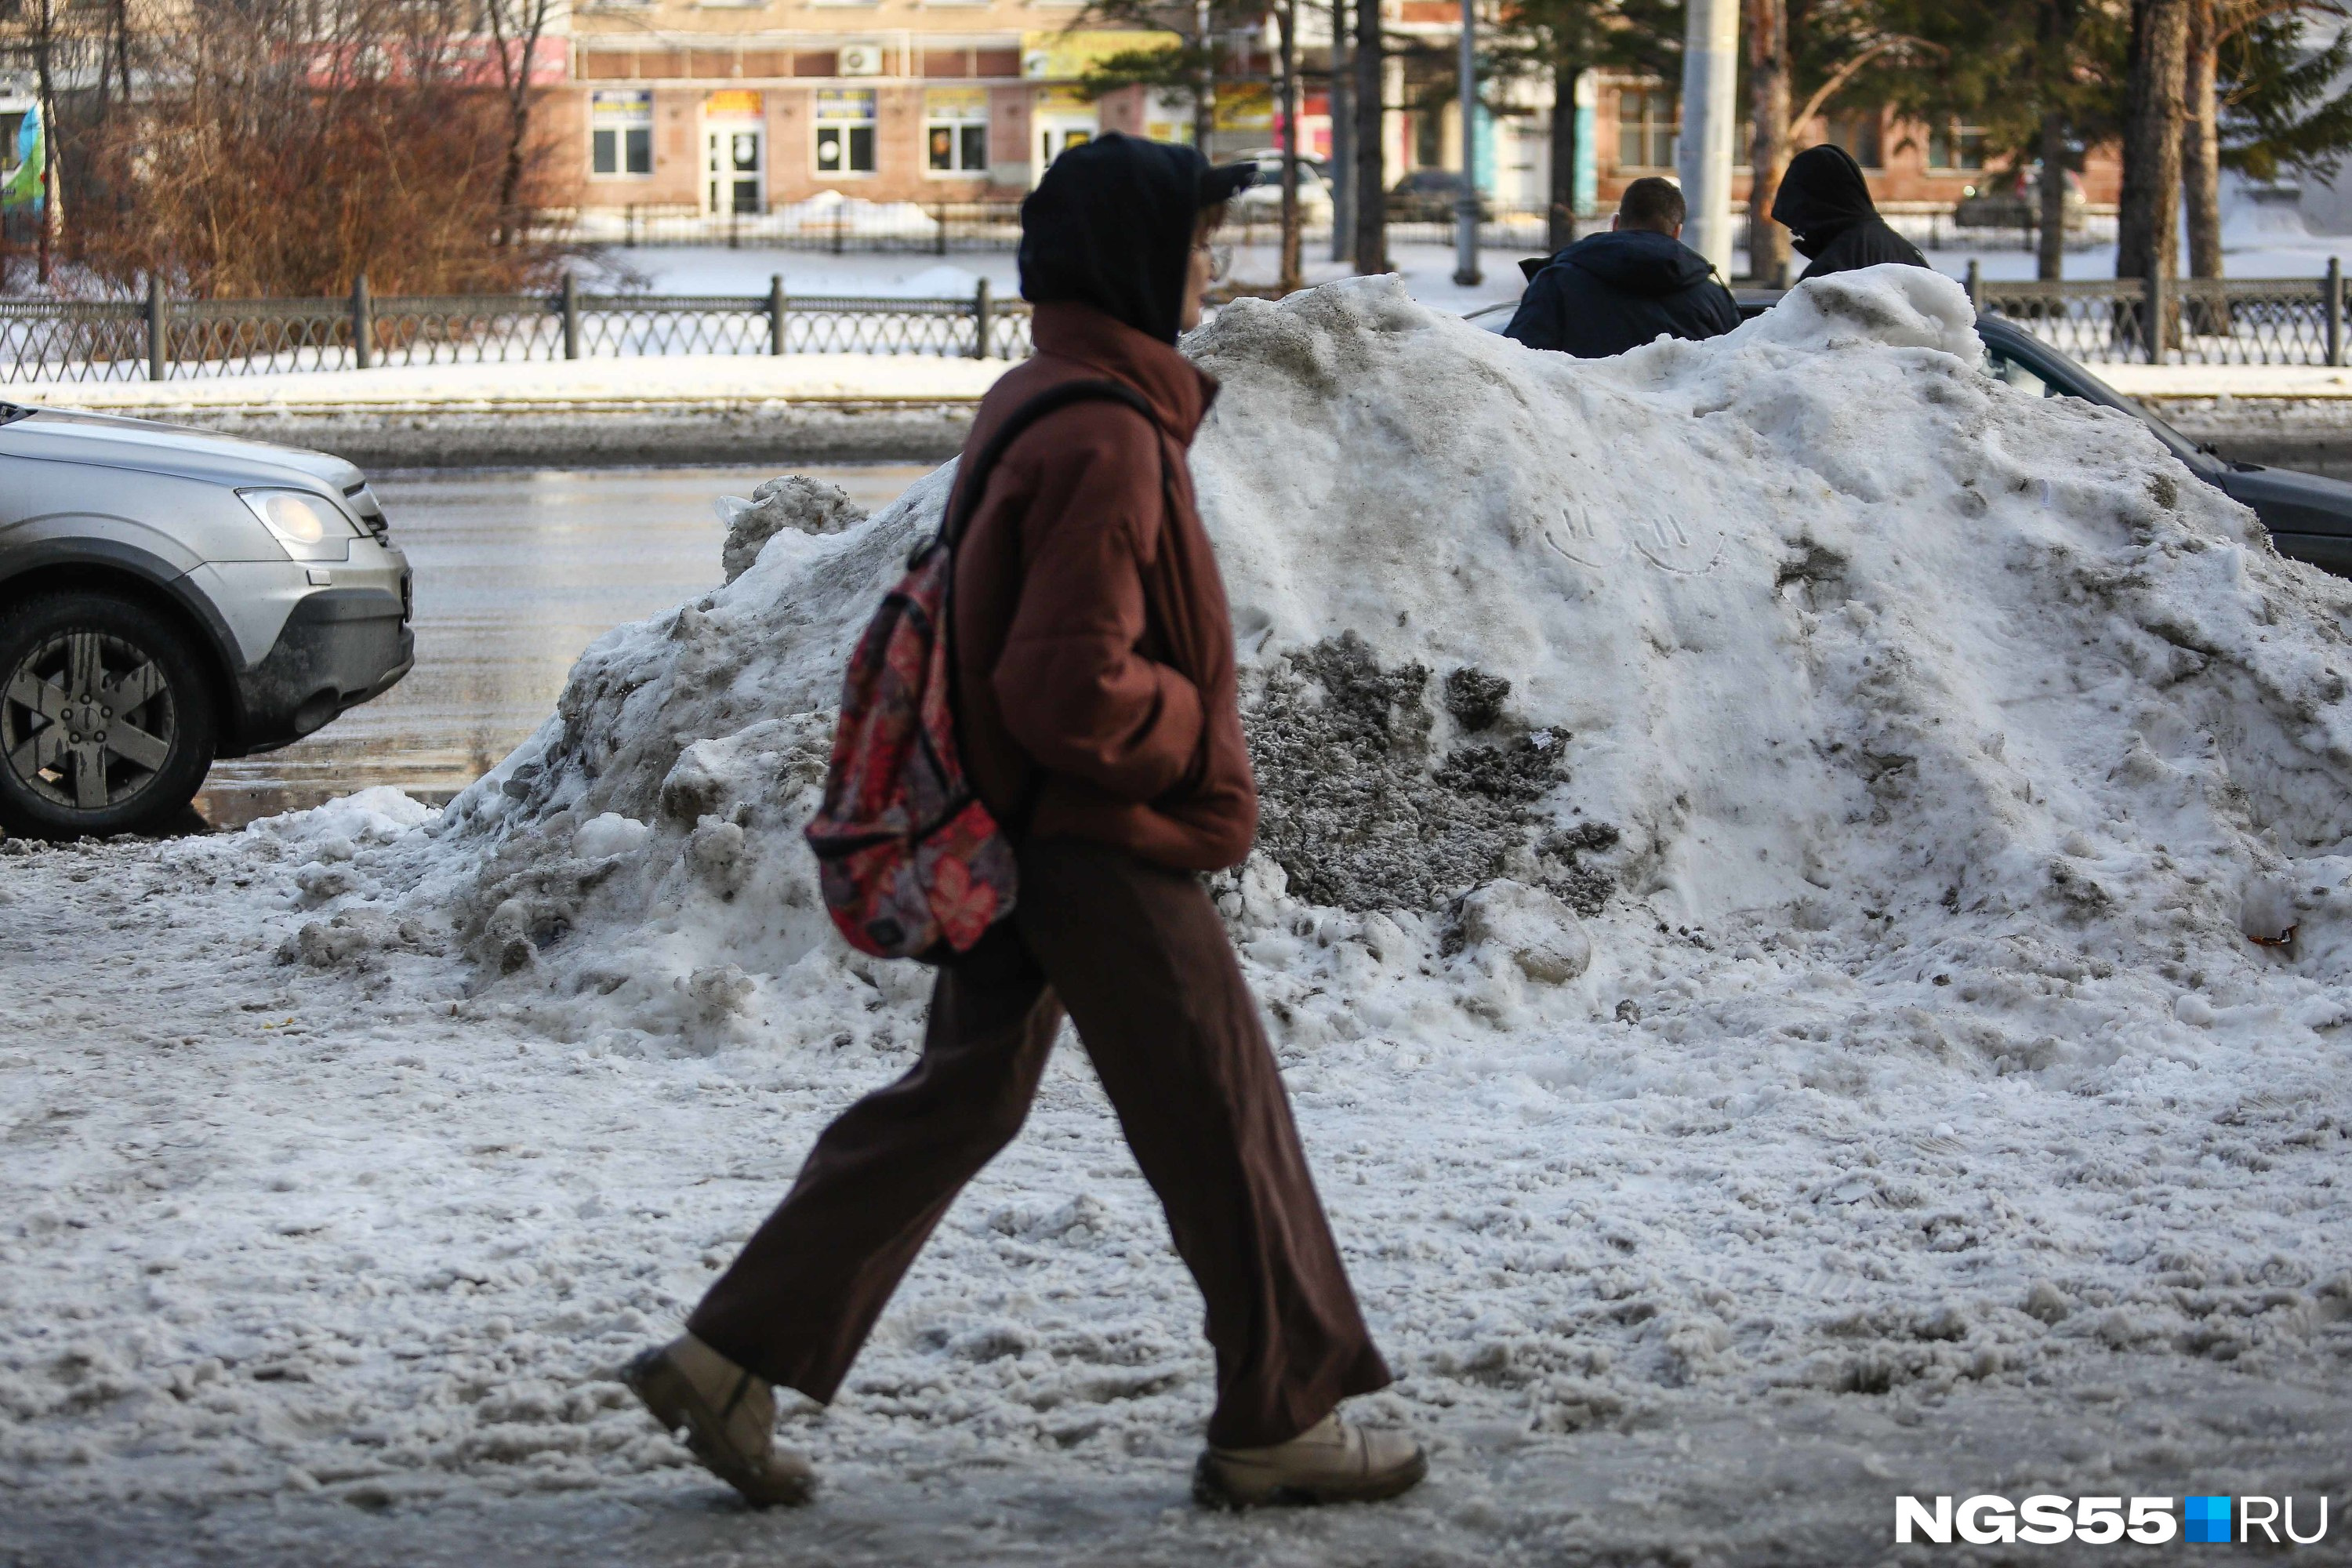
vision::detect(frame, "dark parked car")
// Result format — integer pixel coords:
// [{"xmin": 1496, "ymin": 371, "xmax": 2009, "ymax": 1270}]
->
[
  {"xmin": 1388, "ymin": 170, "xmax": 1494, "ymax": 224},
  {"xmin": 1954, "ymin": 165, "xmax": 2089, "ymax": 231}
]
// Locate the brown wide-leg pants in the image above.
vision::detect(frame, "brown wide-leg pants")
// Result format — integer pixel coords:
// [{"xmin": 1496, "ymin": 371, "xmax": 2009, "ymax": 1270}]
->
[{"xmin": 688, "ymin": 835, "xmax": 1392, "ymax": 1449}]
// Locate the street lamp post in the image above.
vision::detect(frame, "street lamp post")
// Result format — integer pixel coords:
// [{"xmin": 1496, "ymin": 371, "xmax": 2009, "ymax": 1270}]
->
[
  {"xmin": 1453, "ymin": 0, "xmax": 1480, "ymax": 286},
  {"xmin": 1677, "ymin": 0, "xmax": 1740, "ymax": 272}
]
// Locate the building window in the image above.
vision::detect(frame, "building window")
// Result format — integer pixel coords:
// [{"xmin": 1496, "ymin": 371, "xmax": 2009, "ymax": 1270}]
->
[
  {"xmin": 924, "ymin": 89, "xmax": 988, "ymax": 173},
  {"xmin": 590, "ymin": 89, "xmax": 654, "ymax": 176},
  {"xmin": 815, "ymin": 89, "xmax": 877, "ymax": 176},
  {"xmin": 1928, "ymin": 121, "xmax": 1987, "ymax": 171},
  {"xmin": 1824, "ymin": 110, "xmax": 1881, "ymax": 170},
  {"xmin": 1617, "ymin": 90, "xmax": 1677, "ymax": 171},
  {"xmin": 1414, "ymin": 111, "xmax": 1441, "ymax": 169}
]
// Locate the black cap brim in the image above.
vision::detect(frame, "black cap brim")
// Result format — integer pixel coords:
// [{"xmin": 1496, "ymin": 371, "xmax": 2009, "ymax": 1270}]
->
[{"xmin": 1200, "ymin": 162, "xmax": 1257, "ymax": 206}]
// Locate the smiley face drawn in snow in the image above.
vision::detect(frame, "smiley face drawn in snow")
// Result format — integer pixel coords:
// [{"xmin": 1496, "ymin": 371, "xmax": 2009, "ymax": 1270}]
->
[{"xmin": 1544, "ymin": 498, "xmax": 1723, "ymax": 575}]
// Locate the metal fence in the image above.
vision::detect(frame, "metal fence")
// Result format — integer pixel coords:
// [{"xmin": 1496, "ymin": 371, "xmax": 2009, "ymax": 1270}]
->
[
  {"xmin": 543, "ymin": 201, "xmax": 1567, "ymax": 255},
  {"xmin": 547, "ymin": 201, "xmax": 1028, "ymax": 254},
  {"xmin": 0, "ymin": 275, "xmax": 1033, "ymax": 383},
  {"xmin": 1969, "ymin": 265, "xmax": 2350, "ymax": 365},
  {"xmin": 11, "ymin": 267, "xmax": 2352, "ymax": 383},
  {"xmin": 1882, "ymin": 208, "xmax": 2121, "ymax": 254},
  {"xmin": 541, "ymin": 201, "xmax": 2111, "ymax": 260}
]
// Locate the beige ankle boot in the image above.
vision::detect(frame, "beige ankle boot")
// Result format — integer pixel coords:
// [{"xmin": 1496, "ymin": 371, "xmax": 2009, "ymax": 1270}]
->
[
  {"xmin": 1194, "ymin": 1411, "xmax": 1428, "ymax": 1508},
  {"xmin": 622, "ymin": 1334, "xmax": 815, "ymax": 1508}
]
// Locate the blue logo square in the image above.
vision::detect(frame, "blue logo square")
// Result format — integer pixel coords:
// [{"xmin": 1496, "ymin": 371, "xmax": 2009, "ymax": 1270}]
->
[{"xmin": 2185, "ymin": 1495, "xmax": 2233, "ymax": 1544}]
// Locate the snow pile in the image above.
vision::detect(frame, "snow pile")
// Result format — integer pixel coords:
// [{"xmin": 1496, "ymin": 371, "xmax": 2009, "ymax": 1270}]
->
[
  {"xmin": 2223, "ymin": 183, "xmax": 2314, "ymax": 245},
  {"xmin": 715, "ymin": 477, "xmax": 869, "ymax": 583},
  {"xmin": 775, "ymin": 191, "xmax": 945, "ymax": 240},
  {"xmin": 325, "ymin": 264, "xmax": 2352, "ymax": 1060}
]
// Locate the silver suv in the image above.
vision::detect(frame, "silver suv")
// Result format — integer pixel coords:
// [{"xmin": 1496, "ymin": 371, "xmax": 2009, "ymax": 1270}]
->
[{"xmin": 0, "ymin": 402, "xmax": 412, "ymax": 837}]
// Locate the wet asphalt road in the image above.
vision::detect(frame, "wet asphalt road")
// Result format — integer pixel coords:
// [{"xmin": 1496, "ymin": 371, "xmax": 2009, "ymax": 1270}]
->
[{"xmin": 191, "ymin": 463, "xmax": 932, "ymax": 830}]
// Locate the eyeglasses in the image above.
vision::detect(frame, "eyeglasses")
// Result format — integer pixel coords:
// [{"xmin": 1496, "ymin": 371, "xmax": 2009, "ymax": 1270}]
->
[{"xmin": 1196, "ymin": 242, "xmax": 1232, "ymax": 284}]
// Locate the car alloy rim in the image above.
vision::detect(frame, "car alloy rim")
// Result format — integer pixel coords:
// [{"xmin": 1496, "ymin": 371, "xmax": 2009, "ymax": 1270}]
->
[{"xmin": 1, "ymin": 630, "xmax": 176, "ymax": 813}]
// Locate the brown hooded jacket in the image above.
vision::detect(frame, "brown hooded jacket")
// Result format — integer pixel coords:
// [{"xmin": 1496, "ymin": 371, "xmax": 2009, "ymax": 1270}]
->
[{"xmin": 947, "ymin": 300, "xmax": 1258, "ymax": 873}]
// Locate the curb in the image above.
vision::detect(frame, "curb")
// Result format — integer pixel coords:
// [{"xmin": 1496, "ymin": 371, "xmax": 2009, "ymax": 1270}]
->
[{"xmin": 100, "ymin": 399, "xmax": 984, "ymax": 470}]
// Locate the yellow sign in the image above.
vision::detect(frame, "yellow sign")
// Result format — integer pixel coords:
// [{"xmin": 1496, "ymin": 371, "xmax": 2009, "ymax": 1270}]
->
[
  {"xmin": 703, "ymin": 90, "xmax": 763, "ymax": 119},
  {"xmin": 592, "ymin": 89, "xmax": 652, "ymax": 122},
  {"xmin": 924, "ymin": 88, "xmax": 988, "ymax": 119},
  {"xmin": 1034, "ymin": 86, "xmax": 1094, "ymax": 113},
  {"xmin": 1212, "ymin": 82, "xmax": 1270, "ymax": 132},
  {"xmin": 1019, "ymin": 29, "xmax": 1182, "ymax": 82},
  {"xmin": 815, "ymin": 89, "xmax": 877, "ymax": 122}
]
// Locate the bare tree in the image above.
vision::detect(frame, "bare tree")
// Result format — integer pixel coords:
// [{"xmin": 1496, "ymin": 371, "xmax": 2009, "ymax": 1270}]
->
[
  {"xmin": 481, "ymin": 0, "xmax": 557, "ymax": 249},
  {"xmin": 1748, "ymin": 0, "xmax": 1791, "ymax": 283},
  {"xmin": 1329, "ymin": 0, "xmax": 1352, "ymax": 260},
  {"xmin": 31, "ymin": 0, "xmax": 55, "ymax": 282},
  {"xmin": 1353, "ymin": 0, "xmax": 1385, "ymax": 270},
  {"xmin": 2118, "ymin": 0, "xmax": 2188, "ymax": 340},
  {"xmin": 1276, "ymin": 0, "xmax": 1302, "ymax": 290},
  {"xmin": 69, "ymin": 0, "xmax": 557, "ymax": 297},
  {"xmin": 2181, "ymin": 0, "xmax": 2222, "ymax": 282}
]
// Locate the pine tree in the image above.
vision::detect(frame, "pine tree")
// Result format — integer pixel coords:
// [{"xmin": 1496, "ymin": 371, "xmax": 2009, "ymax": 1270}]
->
[{"xmin": 1486, "ymin": 0, "xmax": 1679, "ymax": 251}]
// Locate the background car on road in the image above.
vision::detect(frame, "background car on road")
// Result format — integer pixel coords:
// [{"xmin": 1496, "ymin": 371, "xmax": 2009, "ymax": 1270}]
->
[
  {"xmin": 1387, "ymin": 169, "xmax": 1494, "ymax": 224},
  {"xmin": 1226, "ymin": 150, "xmax": 1335, "ymax": 223},
  {"xmin": 0, "ymin": 405, "xmax": 412, "ymax": 837}
]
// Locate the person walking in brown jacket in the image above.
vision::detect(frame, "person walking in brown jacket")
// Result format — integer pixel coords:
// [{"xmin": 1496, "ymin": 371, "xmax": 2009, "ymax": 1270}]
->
[{"xmin": 622, "ymin": 135, "xmax": 1426, "ymax": 1512}]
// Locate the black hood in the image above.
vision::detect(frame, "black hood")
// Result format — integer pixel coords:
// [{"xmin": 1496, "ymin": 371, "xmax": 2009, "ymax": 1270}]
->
[
  {"xmin": 1771, "ymin": 143, "xmax": 1878, "ymax": 256},
  {"xmin": 1556, "ymin": 228, "xmax": 1717, "ymax": 297},
  {"xmin": 1018, "ymin": 134, "xmax": 1253, "ymax": 345}
]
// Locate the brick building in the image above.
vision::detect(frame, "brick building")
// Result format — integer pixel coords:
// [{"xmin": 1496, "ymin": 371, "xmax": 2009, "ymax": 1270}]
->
[
  {"xmin": 543, "ymin": 5, "xmax": 1218, "ymax": 212},
  {"xmin": 534, "ymin": 0, "xmax": 2122, "ymax": 223},
  {"xmin": 1583, "ymin": 72, "xmax": 2123, "ymax": 216}
]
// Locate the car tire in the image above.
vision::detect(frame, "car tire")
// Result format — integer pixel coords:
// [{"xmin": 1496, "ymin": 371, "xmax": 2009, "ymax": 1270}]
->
[{"xmin": 0, "ymin": 590, "xmax": 218, "ymax": 839}]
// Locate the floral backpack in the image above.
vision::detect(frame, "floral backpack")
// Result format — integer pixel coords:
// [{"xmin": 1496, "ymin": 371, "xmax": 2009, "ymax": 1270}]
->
[{"xmin": 804, "ymin": 378, "xmax": 1156, "ymax": 961}]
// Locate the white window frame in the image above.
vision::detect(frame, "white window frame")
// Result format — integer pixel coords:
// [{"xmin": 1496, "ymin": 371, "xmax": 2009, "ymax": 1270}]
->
[
  {"xmin": 924, "ymin": 92, "xmax": 989, "ymax": 176},
  {"xmin": 1617, "ymin": 89, "xmax": 1677, "ymax": 172},
  {"xmin": 815, "ymin": 89, "xmax": 879, "ymax": 177},
  {"xmin": 1927, "ymin": 120, "xmax": 1987, "ymax": 172},
  {"xmin": 590, "ymin": 89, "xmax": 655, "ymax": 180}
]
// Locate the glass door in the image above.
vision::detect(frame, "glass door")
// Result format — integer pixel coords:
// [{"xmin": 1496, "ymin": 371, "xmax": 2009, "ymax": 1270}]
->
[{"xmin": 704, "ymin": 125, "xmax": 764, "ymax": 216}]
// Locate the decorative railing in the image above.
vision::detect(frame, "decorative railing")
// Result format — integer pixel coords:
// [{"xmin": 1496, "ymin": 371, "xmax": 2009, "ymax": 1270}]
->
[
  {"xmin": 0, "ymin": 276, "xmax": 1031, "ymax": 384},
  {"xmin": 1966, "ymin": 265, "xmax": 2350, "ymax": 365},
  {"xmin": 11, "ymin": 267, "xmax": 2351, "ymax": 383}
]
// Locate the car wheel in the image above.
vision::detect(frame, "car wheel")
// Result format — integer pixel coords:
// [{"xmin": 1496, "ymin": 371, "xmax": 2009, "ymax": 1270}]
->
[{"xmin": 0, "ymin": 591, "xmax": 218, "ymax": 839}]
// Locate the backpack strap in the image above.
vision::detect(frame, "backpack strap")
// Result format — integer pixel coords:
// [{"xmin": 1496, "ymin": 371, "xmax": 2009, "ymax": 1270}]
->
[
  {"xmin": 938, "ymin": 377, "xmax": 1160, "ymax": 554},
  {"xmin": 935, "ymin": 376, "xmax": 1164, "ymax": 844}
]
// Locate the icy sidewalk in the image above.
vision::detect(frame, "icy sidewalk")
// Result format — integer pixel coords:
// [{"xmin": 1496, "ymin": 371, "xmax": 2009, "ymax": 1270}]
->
[
  {"xmin": 1, "ymin": 803, "xmax": 2345, "ymax": 1565},
  {"xmin": 6, "ymin": 354, "xmax": 1010, "ymax": 413}
]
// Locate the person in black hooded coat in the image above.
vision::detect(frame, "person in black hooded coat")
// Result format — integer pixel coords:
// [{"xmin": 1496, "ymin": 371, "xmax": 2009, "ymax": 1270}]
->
[
  {"xmin": 1769, "ymin": 143, "xmax": 1929, "ymax": 282},
  {"xmin": 1502, "ymin": 176, "xmax": 1740, "ymax": 358}
]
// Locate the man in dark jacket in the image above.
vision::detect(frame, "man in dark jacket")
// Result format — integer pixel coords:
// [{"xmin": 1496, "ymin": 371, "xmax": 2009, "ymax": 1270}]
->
[
  {"xmin": 622, "ymin": 135, "xmax": 1425, "ymax": 1514},
  {"xmin": 1502, "ymin": 176, "xmax": 1740, "ymax": 357},
  {"xmin": 1770, "ymin": 143, "xmax": 1930, "ymax": 281}
]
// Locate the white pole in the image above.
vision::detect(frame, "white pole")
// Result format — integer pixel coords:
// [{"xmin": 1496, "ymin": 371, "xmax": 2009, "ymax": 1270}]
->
[
  {"xmin": 1452, "ymin": 0, "xmax": 1480, "ymax": 285},
  {"xmin": 1676, "ymin": 0, "xmax": 1740, "ymax": 272}
]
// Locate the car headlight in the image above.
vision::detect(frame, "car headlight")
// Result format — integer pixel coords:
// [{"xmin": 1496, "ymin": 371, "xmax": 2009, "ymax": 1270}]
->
[{"xmin": 239, "ymin": 488, "xmax": 361, "ymax": 561}]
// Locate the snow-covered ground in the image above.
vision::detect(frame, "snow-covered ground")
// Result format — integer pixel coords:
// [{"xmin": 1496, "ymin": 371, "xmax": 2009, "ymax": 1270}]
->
[
  {"xmin": 578, "ymin": 240, "xmax": 1532, "ymax": 321},
  {"xmin": 5, "ymin": 267, "xmax": 2351, "ymax": 1565},
  {"xmin": 12, "ymin": 355, "xmax": 1007, "ymax": 412}
]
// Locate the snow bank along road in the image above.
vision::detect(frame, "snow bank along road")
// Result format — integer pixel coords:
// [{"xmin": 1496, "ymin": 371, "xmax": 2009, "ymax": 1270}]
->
[{"xmin": 4, "ymin": 268, "xmax": 2350, "ymax": 1566}]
